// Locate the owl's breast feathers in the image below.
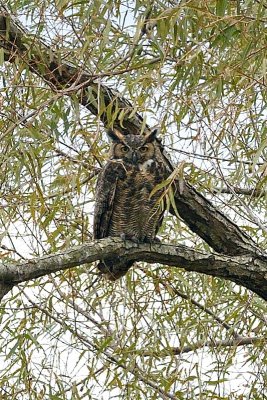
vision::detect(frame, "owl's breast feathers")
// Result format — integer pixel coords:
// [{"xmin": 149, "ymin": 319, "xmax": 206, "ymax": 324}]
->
[
  {"xmin": 93, "ymin": 157, "xmax": 169, "ymax": 279},
  {"xmin": 94, "ymin": 158, "xmax": 167, "ymax": 239}
]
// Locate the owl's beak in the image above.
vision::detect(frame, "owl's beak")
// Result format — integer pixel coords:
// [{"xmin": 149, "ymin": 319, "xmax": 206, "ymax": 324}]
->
[{"xmin": 132, "ymin": 152, "xmax": 139, "ymax": 164}]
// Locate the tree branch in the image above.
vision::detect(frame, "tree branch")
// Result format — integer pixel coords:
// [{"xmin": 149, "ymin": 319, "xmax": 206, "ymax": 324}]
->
[
  {"xmin": 141, "ymin": 336, "xmax": 265, "ymax": 357},
  {"xmin": 0, "ymin": 11, "xmax": 263, "ymax": 259},
  {"xmin": 0, "ymin": 10, "xmax": 145, "ymax": 135},
  {"xmin": 23, "ymin": 290, "xmax": 177, "ymax": 400},
  {"xmin": 0, "ymin": 238, "xmax": 266, "ymax": 301},
  {"xmin": 214, "ymin": 187, "xmax": 266, "ymax": 197},
  {"xmin": 170, "ymin": 181, "xmax": 260, "ymax": 256},
  {"xmin": 144, "ymin": 269, "xmax": 241, "ymax": 336}
]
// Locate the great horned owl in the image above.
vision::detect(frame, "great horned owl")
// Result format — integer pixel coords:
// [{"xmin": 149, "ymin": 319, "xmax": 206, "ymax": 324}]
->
[{"xmin": 93, "ymin": 128, "xmax": 169, "ymax": 280}]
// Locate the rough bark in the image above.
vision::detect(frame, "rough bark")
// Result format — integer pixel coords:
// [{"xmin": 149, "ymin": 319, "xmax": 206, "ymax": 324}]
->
[
  {"xmin": 0, "ymin": 238, "xmax": 266, "ymax": 302},
  {"xmin": 0, "ymin": 11, "xmax": 144, "ymax": 135},
  {"xmin": 171, "ymin": 182, "xmax": 261, "ymax": 256}
]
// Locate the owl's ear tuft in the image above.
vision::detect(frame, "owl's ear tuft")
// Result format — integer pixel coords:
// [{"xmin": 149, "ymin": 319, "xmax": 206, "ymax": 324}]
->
[
  {"xmin": 107, "ymin": 129, "xmax": 125, "ymax": 143},
  {"xmin": 144, "ymin": 128, "xmax": 159, "ymax": 143}
]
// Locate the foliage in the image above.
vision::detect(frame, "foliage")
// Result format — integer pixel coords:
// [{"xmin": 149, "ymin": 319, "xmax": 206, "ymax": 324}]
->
[{"xmin": 0, "ymin": 0, "xmax": 266, "ymax": 399}]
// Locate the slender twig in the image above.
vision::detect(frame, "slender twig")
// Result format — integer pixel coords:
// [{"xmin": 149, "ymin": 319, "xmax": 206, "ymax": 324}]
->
[
  {"xmin": 143, "ymin": 268, "xmax": 241, "ymax": 337},
  {"xmin": 141, "ymin": 336, "xmax": 265, "ymax": 357},
  {"xmin": 22, "ymin": 290, "xmax": 178, "ymax": 400},
  {"xmin": 213, "ymin": 187, "xmax": 266, "ymax": 198}
]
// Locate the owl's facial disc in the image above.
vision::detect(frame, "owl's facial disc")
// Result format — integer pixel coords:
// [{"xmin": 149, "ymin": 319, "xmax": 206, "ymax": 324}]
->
[{"xmin": 112, "ymin": 134, "xmax": 155, "ymax": 164}]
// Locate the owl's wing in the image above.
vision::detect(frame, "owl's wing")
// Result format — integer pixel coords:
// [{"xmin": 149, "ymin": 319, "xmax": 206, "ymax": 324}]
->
[{"xmin": 93, "ymin": 161, "xmax": 125, "ymax": 239}]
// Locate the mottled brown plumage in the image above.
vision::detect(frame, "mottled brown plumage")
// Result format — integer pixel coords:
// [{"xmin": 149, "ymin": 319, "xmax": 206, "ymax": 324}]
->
[{"xmin": 93, "ymin": 129, "xmax": 170, "ymax": 280}]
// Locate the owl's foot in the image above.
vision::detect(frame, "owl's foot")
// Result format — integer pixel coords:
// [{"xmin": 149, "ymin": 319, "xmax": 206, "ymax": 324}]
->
[
  {"xmin": 143, "ymin": 236, "xmax": 161, "ymax": 244},
  {"xmin": 120, "ymin": 233, "xmax": 140, "ymax": 243},
  {"xmin": 130, "ymin": 235, "xmax": 140, "ymax": 243}
]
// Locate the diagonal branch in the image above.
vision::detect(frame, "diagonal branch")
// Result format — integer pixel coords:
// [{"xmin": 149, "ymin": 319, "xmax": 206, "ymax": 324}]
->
[
  {"xmin": 0, "ymin": 10, "xmax": 263, "ymax": 258},
  {"xmin": 0, "ymin": 238, "xmax": 266, "ymax": 301},
  {"xmin": 0, "ymin": 10, "xmax": 145, "ymax": 135}
]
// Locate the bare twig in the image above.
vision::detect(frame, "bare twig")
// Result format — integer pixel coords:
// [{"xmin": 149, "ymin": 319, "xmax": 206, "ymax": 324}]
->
[
  {"xmin": 213, "ymin": 187, "xmax": 266, "ymax": 198},
  {"xmin": 141, "ymin": 336, "xmax": 265, "ymax": 357}
]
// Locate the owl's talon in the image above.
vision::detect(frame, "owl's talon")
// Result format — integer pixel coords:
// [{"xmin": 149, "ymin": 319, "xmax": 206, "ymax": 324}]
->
[
  {"xmin": 143, "ymin": 237, "xmax": 161, "ymax": 244},
  {"xmin": 120, "ymin": 233, "xmax": 126, "ymax": 241},
  {"xmin": 120, "ymin": 233, "xmax": 139, "ymax": 243},
  {"xmin": 130, "ymin": 235, "xmax": 140, "ymax": 244}
]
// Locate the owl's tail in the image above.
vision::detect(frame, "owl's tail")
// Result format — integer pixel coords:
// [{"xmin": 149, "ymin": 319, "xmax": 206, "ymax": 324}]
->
[{"xmin": 97, "ymin": 259, "xmax": 134, "ymax": 281}]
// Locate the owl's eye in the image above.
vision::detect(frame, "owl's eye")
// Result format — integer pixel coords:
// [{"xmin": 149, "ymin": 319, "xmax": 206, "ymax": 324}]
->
[
  {"xmin": 139, "ymin": 145, "xmax": 149, "ymax": 153},
  {"xmin": 120, "ymin": 145, "xmax": 129, "ymax": 153}
]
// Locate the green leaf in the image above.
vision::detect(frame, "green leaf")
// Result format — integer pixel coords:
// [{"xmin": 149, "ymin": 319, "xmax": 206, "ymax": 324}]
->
[{"xmin": 216, "ymin": 0, "xmax": 227, "ymax": 16}]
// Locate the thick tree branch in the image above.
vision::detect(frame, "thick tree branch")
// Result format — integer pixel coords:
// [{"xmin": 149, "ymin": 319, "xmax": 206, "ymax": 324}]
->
[
  {"xmin": 0, "ymin": 11, "xmax": 144, "ymax": 135},
  {"xmin": 0, "ymin": 238, "xmax": 266, "ymax": 301},
  {"xmin": 0, "ymin": 11, "xmax": 263, "ymax": 258},
  {"xmin": 170, "ymin": 182, "xmax": 260, "ymax": 256}
]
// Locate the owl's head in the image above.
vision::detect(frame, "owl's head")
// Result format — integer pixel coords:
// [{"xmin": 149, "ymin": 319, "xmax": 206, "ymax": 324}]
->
[{"xmin": 108, "ymin": 129, "xmax": 158, "ymax": 164}]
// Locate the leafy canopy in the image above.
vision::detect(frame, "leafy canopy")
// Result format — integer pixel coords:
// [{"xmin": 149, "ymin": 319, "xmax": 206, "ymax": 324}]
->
[{"xmin": 0, "ymin": 1, "xmax": 266, "ymax": 399}]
